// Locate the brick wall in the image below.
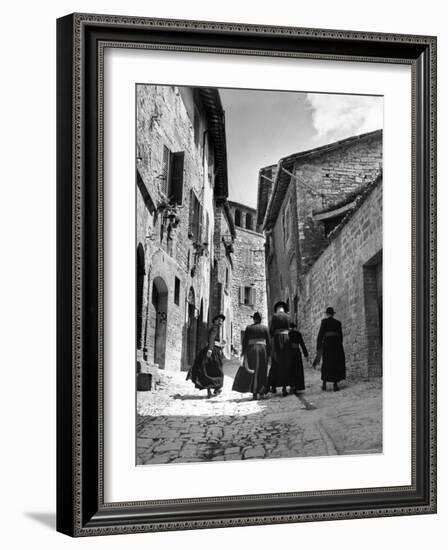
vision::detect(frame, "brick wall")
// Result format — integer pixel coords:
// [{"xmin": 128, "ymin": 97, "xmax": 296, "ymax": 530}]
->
[
  {"xmin": 293, "ymin": 132, "xmax": 382, "ymax": 271},
  {"xmin": 264, "ymin": 132, "xmax": 383, "ymax": 378},
  {"xmin": 299, "ymin": 183, "xmax": 382, "ymax": 378}
]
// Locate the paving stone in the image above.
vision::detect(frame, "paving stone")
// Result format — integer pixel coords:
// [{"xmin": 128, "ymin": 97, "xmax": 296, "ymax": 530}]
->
[
  {"xmin": 136, "ymin": 360, "xmax": 382, "ymax": 465},
  {"xmin": 153, "ymin": 441, "xmax": 183, "ymax": 453},
  {"xmin": 243, "ymin": 446, "xmax": 265, "ymax": 459},
  {"xmin": 224, "ymin": 446, "xmax": 241, "ymax": 455},
  {"xmin": 149, "ymin": 453, "xmax": 172, "ymax": 464},
  {"xmin": 137, "ymin": 439, "xmax": 153, "ymax": 448}
]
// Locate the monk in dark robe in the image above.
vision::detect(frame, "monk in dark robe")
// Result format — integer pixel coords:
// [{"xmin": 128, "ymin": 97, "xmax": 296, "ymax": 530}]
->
[
  {"xmin": 288, "ymin": 323, "xmax": 309, "ymax": 394},
  {"xmin": 186, "ymin": 314, "xmax": 225, "ymax": 398},
  {"xmin": 233, "ymin": 312, "xmax": 270, "ymax": 400},
  {"xmin": 315, "ymin": 307, "xmax": 346, "ymax": 391},
  {"xmin": 268, "ymin": 301, "xmax": 291, "ymax": 397}
]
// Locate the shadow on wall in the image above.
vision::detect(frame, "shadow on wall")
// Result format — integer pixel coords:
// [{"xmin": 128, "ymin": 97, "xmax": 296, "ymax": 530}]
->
[{"xmin": 180, "ymin": 319, "xmax": 210, "ymax": 372}]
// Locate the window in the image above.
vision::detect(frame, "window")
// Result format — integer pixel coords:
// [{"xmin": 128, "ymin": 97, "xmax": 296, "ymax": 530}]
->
[
  {"xmin": 161, "ymin": 145, "xmax": 184, "ymax": 205},
  {"xmin": 188, "ymin": 190, "xmax": 203, "ymax": 242},
  {"xmin": 234, "ymin": 209, "xmax": 241, "ymax": 227},
  {"xmin": 244, "ymin": 287, "xmax": 252, "ymax": 305},
  {"xmin": 246, "ymin": 213, "xmax": 253, "ymax": 230},
  {"xmin": 174, "ymin": 277, "xmax": 180, "ymax": 305},
  {"xmin": 225, "ymin": 267, "xmax": 229, "ymax": 291},
  {"xmin": 239, "ymin": 286, "xmax": 255, "ymax": 306}
]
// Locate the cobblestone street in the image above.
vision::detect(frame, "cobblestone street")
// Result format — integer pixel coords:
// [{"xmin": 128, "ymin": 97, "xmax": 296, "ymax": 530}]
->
[{"xmin": 137, "ymin": 359, "xmax": 382, "ymax": 464}]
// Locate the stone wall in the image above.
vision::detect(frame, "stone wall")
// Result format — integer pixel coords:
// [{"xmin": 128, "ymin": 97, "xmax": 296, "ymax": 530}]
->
[
  {"xmin": 293, "ymin": 131, "xmax": 382, "ymax": 271},
  {"xmin": 231, "ymin": 226, "xmax": 268, "ymax": 354},
  {"xmin": 263, "ymin": 131, "xmax": 383, "ymax": 378},
  {"xmin": 228, "ymin": 201, "xmax": 257, "ymax": 232},
  {"xmin": 265, "ymin": 183, "xmax": 300, "ymax": 320},
  {"xmin": 136, "ymin": 85, "xmax": 216, "ymax": 372},
  {"xmin": 300, "ymin": 182, "xmax": 383, "ymax": 378},
  {"xmin": 210, "ymin": 204, "xmax": 234, "ymax": 358}
]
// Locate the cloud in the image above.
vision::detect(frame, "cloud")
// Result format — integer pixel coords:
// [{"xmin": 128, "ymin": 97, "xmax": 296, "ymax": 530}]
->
[{"xmin": 305, "ymin": 93, "xmax": 383, "ymax": 145}]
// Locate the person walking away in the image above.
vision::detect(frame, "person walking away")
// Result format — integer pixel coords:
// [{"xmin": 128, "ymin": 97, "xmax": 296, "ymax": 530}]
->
[
  {"xmin": 232, "ymin": 312, "xmax": 270, "ymax": 400},
  {"xmin": 288, "ymin": 322, "xmax": 309, "ymax": 394},
  {"xmin": 268, "ymin": 301, "xmax": 291, "ymax": 397},
  {"xmin": 315, "ymin": 307, "xmax": 346, "ymax": 391},
  {"xmin": 186, "ymin": 314, "xmax": 225, "ymax": 398}
]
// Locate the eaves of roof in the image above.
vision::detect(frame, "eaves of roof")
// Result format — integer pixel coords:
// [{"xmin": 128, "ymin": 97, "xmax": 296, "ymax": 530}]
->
[
  {"xmin": 197, "ymin": 88, "xmax": 228, "ymax": 200},
  {"xmin": 263, "ymin": 129, "xmax": 383, "ymax": 230},
  {"xmin": 322, "ymin": 172, "xmax": 382, "ymax": 241}
]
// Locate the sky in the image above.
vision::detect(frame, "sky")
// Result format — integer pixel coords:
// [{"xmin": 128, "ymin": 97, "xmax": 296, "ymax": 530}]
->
[{"xmin": 219, "ymin": 88, "xmax": 383, "ymax": 208}]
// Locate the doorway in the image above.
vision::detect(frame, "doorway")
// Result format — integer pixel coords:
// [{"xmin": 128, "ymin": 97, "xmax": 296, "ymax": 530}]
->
[
  {"xmin": 363, "ymin": 251, "xmax": 383, "ymax": 377},
  {"xmin": 151, "ymin": 276, "xmax": 168, "ymax": 369}
]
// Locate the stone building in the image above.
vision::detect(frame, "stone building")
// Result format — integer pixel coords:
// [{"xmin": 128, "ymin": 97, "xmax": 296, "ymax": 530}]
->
[
  {"xmin": 228, "ymin": 201, "xmax": 268, "ymax": 354},
  {"xmin": 209, "ymin": 200, "xmax": 236, "ymax": 358},
  {"xmin": 136, "ymin": 85, "xmax": 230, "ymax": 372},
  {"xmin": 257, "ymin": 130, "xmax": 383, "ymax": 378}
]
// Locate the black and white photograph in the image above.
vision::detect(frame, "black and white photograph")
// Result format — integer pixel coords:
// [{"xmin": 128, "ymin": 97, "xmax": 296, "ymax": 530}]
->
[
  {"xmin": 135, "ymin": 84, "xmax": 383, "ymax": 465},
  {"xmin": 0, "ymin": 0, "xmax": 442, "ymax": 544}
]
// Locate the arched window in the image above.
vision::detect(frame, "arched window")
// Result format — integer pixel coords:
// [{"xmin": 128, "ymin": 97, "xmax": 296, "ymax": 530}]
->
[
  {"xmin": 246, "ymin": 213, "xmax": 253, "ymax": 230},
  {"xmin": 234, "ymin": 209, "xmax": 241, "ymax": 227}
]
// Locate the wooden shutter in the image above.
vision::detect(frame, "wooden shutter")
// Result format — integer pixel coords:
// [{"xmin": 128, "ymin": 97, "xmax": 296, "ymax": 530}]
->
[
  {"xmin": 250, "ymin": 288, "xmax": 255, "ymax": 306},
  {"xmin": 169, "ymin": 151, "xmax": 184, "ymax": 204},
  {"xmin": 161, "ymin": 145, "xmax": 170, "ymax": 196}
]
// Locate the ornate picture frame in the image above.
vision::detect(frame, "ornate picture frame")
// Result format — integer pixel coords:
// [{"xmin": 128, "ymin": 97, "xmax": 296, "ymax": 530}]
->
[{"xmin": 56, "ymin": 13, "xmax": 436, "ymax": 536}]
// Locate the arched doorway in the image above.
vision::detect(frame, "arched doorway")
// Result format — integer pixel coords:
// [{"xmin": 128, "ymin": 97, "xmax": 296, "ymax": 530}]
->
[
  {"xmin": 151, "ymin": 276, "xmax": 168, "ymax": 369},
  {"xmin": 136, "ymin": 244, "xmax": 145, "ymax": 350},
  {"xmin": 186, "ymin": 287, "xmax": 196, "ymax": 366}
]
